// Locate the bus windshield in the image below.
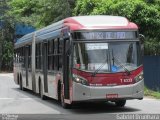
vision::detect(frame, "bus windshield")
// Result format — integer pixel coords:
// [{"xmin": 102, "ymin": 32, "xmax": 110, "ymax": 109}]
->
[{"xmin": 73, "ymin": 42, "xmax": 141, "ymax": 73}]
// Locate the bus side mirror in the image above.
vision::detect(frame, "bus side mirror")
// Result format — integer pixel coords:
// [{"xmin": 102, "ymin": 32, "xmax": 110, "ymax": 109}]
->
[
  {"xmin": 139, "ymin": 34, "xmax": 145, "ymax": 55},
  {"xmin": 139, "ymin": 34, "xmax": 145, "ymax": 44}
]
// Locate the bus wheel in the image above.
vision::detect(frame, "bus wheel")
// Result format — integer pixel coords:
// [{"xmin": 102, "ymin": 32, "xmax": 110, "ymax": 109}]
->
[
  {"xmin": 115, "ymin": 100, "xmax": 126, "ymax": 107},
  {"xmin": 60, "ymin": 87, "xmax": 71, "ymax": 109},
  {"xmin": 19, "ymin": 79, "xmax": 22, "ymax": 90},
  {"xmin": 39, "ymin": 82, "xmax": 47, "ymax": 100},
  {"xmin": 19, "ymin": 75, "xmax": 25, "ymax": 91}
]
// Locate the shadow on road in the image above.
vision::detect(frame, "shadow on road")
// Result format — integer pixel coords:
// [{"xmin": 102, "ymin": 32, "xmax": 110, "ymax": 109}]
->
[
  {"xmin": 68, "ymin": 102, "xmax": 140, "ymax": 114},
  {"xmin": 12, "ymin": 88, "xmax": 141, "ymax": 114},
  {"xmin": 12, "ymin": 88, "xmax": 40, "ymax": 98}
]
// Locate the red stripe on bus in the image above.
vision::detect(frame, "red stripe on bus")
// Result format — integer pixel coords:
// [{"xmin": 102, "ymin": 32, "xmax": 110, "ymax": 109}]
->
[{"xmin": 72, "ymin": 66, "xmax": 143, "ymax": 86}]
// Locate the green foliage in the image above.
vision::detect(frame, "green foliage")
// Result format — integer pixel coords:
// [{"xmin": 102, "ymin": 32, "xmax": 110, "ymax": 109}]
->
[
  {"xmin": 0, "ymin": 0, "xmax": 74, "ymax": 71},
  {"xmin": 8, "ymin": 0, "xmax": 72, "ymax": 28},
  {"xmin": 0, "ymin": 0, "xmax": 14, "ymax": 71},
  {"xmin": 144, "ymin": 39, "xmax": 160, "ymax": 55},
  {"xmin": 1, "ymin": 40, "xmax": 14, "ymax": 71},
  {"xmin": 74, "ymin": 0, "xmax": 160, "ymax": 55},
  {"xmin": 144, "ymin": 86, "xmax": 160, "ymax": 99},
  {"xmin": 6, "ymin": 0, "xmax": 160, "ymax": 56},
  {"xmin": 2, "ymin": 40, "xmax": 13, "ymax": 64}
]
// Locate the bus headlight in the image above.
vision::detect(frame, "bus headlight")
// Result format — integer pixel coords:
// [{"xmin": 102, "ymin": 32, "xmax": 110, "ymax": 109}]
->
[
  {"xmin": 135, "ymin": 72, "xmax": 143, "ymax": 83},
  {"xmin": 73, "ymin": 74, "xmax": 89, "ymax": 86}
]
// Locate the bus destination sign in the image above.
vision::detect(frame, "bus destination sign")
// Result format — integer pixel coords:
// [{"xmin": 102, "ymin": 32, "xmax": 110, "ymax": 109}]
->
[{"xmin": 79, "ymin": 31, "xmax": 136, "ymax": 40}]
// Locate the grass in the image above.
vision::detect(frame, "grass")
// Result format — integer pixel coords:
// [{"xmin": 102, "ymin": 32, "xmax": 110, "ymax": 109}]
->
[{"xmin": 144, "ymin": 86, "xmax": 160, "ymax": 99}]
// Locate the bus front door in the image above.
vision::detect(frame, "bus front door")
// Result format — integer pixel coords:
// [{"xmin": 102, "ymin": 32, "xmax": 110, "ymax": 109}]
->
[{"xmin": 63, "ymin": 39, "xmax": 70, "ymax": 99}]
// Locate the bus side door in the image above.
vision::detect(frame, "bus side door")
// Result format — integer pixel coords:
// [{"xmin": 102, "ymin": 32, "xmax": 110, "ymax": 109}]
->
[{"xmin": 63, "ymin": 39, "xmax": 70, "ymax": 99}]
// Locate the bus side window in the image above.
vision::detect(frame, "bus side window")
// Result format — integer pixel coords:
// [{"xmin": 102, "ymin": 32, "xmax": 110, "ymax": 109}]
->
[
  {"xmin": 17, "ymin": 49, "xmax": 19, "ymax": 63},
  {"xmin": 48, "ymin": 40, "xmax": 54, "ymax": 70},
  {"xmin": 22, "ymin": 47, "xmax": 25, "ymax": 68},
  {"xmin": 54, "ymin": 39, "xmax": 58, "ymax": 70},
  {"xmin": 28, "ymin": 45, "xmax": 32, "ymax": 69},
  {"xmin": 58, "ymin": 39, "xmax": 63, "ymax": 71},
  {"xmin": 36, "ymin": 44, "xmax": 38, "ymax": 69},
  {"xmin": 36, "ymin": 43, "xmax": 42, "ymax": 70},
  {"xmin": 39, "ymin": 43, "xmax": 42, "ymax": 69},
  {"xmin": 16, "ymin": 49, "xmax": 18, "ymax": 63},
  {"xmin": 17, "ymin": 48, "xmax": 19, "ymax": 63}
]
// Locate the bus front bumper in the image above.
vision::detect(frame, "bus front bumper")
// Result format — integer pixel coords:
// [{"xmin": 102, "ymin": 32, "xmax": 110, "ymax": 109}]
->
[{"xmin": 72, "ymin": 80, "xmax": 144, "ymax": 102}]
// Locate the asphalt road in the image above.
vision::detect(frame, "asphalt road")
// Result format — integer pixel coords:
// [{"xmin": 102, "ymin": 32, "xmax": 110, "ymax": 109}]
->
[{"xmin": 0, "ymin": 73, "xmax": 160, "ymax": 120}]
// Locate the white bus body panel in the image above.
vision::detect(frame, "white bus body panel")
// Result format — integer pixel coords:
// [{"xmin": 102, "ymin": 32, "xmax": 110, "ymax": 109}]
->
[{"xmin": 48, "ymin": 73, "xmax": 57, "ymax": 98}]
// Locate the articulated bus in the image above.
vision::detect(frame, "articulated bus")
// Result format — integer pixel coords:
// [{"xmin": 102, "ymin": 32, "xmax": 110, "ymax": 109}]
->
[{"xmin": 14, "ymin": 15, "xmax": 144, "ymax": 108}]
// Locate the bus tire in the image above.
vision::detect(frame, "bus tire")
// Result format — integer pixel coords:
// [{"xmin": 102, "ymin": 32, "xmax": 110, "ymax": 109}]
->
[
  {"xmin": 19, "ymin": 78, "xmax": 22, "ymax": 90},
  {"xmin": 60, "ymin": 85, "xmax": 71, "ymax": 109},
  {"xmin": 58, "ymin": 81, "xmax": 61, "ymax": 102},
  {"xmin": 19, "ymin": 74, "xmax": 26, "ymax": 91},
  {"xmin": 115, "ymin": 100, "xmax": 126, "ymax": 107},
  {"xmin": 17, "ymin": 74, "xmax": 19, "ymax": 84},
  {"xmin": 39, "ymin": 81, "xmax": 47, "ymax": 100}
]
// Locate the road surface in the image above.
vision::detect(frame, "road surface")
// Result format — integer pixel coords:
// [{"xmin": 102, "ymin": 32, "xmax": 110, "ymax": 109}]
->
[{"xmin": 0, "ymin": 73, "xmax": 160, "ymax": 120}]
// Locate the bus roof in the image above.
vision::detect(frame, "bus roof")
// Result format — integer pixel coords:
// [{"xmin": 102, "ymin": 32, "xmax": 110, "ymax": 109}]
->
[
  {"xmin": 64, "ymin": 15, "xmax": 138, "ymax": 30},
  {"xmin": 15, "ymin": 15, "xmax": 138, "ymax": 48}
]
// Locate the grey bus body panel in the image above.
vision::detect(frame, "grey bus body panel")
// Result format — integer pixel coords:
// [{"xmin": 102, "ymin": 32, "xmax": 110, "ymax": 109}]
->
[{"xmin": 72, "ymin": 80, "xmax": 144, "ymax": 101}]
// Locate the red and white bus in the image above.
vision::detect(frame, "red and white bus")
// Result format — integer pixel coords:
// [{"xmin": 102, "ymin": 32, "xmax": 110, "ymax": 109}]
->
[{"xmin": 14, "ymin": 15, "xmax": 144, "ymax": 108}]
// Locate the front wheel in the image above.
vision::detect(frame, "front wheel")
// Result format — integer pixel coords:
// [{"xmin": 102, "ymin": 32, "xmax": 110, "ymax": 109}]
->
[
  {"xmin": 60, "ymin": 86, "xmax": 71, "ymax": 109},
  {"xmin": 115, "ymin": 100, "xmax": 126, "ymax": 107}
]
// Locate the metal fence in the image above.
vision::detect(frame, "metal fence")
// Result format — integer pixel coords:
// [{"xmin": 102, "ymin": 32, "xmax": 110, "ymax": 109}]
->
[{"xmin": 144, "ymin": 56, "xmax": 160, "ymax": 91}]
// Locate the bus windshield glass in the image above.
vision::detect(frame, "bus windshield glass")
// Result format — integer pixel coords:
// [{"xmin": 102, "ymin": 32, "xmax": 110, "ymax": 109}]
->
[{"xmin": 73, "ymin": 42, "xmax": 141, "ymax": 73}]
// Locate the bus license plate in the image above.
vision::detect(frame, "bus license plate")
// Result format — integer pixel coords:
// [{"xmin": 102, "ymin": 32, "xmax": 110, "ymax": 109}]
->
[{"xmin": 106, "ymin": 94, "xmax": 118, "ymax": 99}]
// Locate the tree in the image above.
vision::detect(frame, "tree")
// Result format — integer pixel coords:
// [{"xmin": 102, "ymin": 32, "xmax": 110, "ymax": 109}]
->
[
  {"xmin": 7, "ymin": 0, "xmax": 160, "ymax": 55},
  {"xmin": 74, "ymin": 0, "xmax": 160, "ymax": 55},
  {"xmin": 2, "ymin": 40, "xmax": 13, "ymax": 71},
  {"xmin": 8, "ymin": 0, "xmax": 72, "ymax": 28},
  {"xmin": 0, "ymin": 0, "xmax": 14, "ymax": 71},
  {"xmin": 0, "ymin": 0, "xmax": 75, "ymax": 72}
]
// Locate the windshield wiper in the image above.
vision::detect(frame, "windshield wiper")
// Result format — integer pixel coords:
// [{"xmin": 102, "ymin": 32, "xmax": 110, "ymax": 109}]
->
[
  {"xmin": 91, "ymin": 60, "xmax": 108, "ymax": 77},
  {"xmin": 111, "ymin": 50, "xmax": 131, "ymax": 75},
  {"xmin": 91, "ymin": 50, "xmax": 131, "ymax": 77},
  {"xmin": 92, "ymin": 51, "xmax": 110, "ymax": 77}
]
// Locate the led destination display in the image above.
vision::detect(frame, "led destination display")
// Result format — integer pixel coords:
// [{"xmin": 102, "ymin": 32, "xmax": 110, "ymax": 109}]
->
[{"xmin": 75, "ymin": 31, "xmax": 137, "ymax": 40}]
